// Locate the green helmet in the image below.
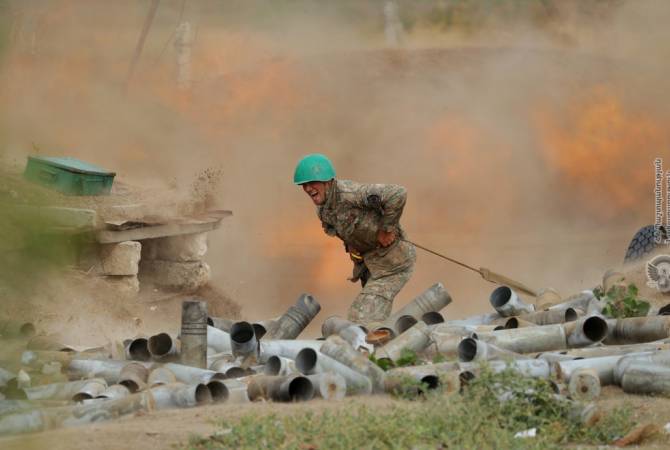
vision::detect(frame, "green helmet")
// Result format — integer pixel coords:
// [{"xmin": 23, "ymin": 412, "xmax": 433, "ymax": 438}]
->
[{"xmin": 293, "ymin": 153, "xmax": 336, "ymax": 185}]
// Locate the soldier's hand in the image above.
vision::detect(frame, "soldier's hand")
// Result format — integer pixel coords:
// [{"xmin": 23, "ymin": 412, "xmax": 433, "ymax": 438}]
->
[{"xmin": 377, "ymin": 229, "xmax": 396, "ymax": 247}]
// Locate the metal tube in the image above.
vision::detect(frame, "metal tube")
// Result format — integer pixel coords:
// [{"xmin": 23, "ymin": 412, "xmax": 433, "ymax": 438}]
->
[
  {"xmin": 207, "ymin": 326, "xmax": 232, "ymax": 354},
  {"xmin": 564, "ymin": 316, "xmax": 608, "ymax": 347},
  {"xmin": 23, "ymin": 378, "xmax": 107, "ymax": 401},
  {"xmin": 96, "ymin": 384, "xmax": 131, "ymax": 400},
  {"xmin": 461, "ymin": 359, "xmax": 551, "ymax": 379},
  {"xmin": 207, "ymin": 316, "xmax": 233, "ymax": 332},
  {"xmin": 567, "ymin": 369, "xmax": 601, "ymax": 400},
  {"xmin": 71, "ymin": 379, "xmax": 108, "ymax": 402},
  {"xmin": 306, "ymin": 373, "xmax": 346, "ymax": 400},
  {"xmin": 394, "ymin": 315, "xmax": 418, "ymax": 334},
  {"xmin": 66, "ymin": 359, "xmax": 129, "ymax": 384},
  {"xmin": 150, "ymin": 382, "xmax": 212, "ymax": 408},
  {"xmin": 163, "ymin": 362, "xmax": 223, "ymax": 384},
  {"xmin": 147, "ymin": 367, "xmax": 177, "ymax": 387},
  {"xmin": 320, "ymin": 335, "xmax": 386, "ymax": 393},
  {"xmin": 119, "ymin": 362, "xmax": 149, "ymax": 393},
  {"xmin": 126, "ymin": 337, "xmax": 151, "ymax": 361},
  {"xmin": 338, "ymin": 326, "xmax": 373, "ymax": 353},
  {"xmin": 246, "ymin": 375, "xmax": 314, "ymax": 402},
  {"xmin": 613, "ymin": 350, "xmax": 670, "ymax": 385},
  {"xmin": 209, "ymin": 359, "xmax": 250, "ymax": 378},
  {"xmin": 264, "ymin": 356, "xmax": 297, "ymax": 376},
  {"xmin": 375, "ymin": 321, "xmax": 432, "ymax": 363},
  {"xmin": 220, "ymin": 379, "xmax": 250, "ymax": 403},
  {"xmin": 393, "ymin": 282, "xmax": 452, "ymax": 318},
  {"xmin": 264, "ymin": 294, "xmax": 321, "ymax": 340},
  {"xmin": 21, "ymin": 350, "xmax": 110, "ymax": 369},
  {"xmin": 375, "ymin": 283, "xmax": 452, "ymax": 336},
  {"xmin": 553, "ymin": 354, "xmax": 652, "ymax": 385},
  {"xmin": 516, "ymin": 308, "xmax": 578, "ymax": 326},
  {"xmin": 148, "ymin": 333, "xmax": 179, "ymax": 361},
  {"xmin": 421, "ymin": 311, "xmax": 444, "ymax": 325},
  {"xmin": 206, "ymin": 379, "xmax": 229, "ymax": 403},
  {"xmin": 230, "ymin": 321, "xmax": 259, "ymax": 360},
  {"xmin": 0, "ymin": 391, "xmax": 155, "ymax": 436},
  {"xmin": 181, "ymin": 300, "xmax": 208, "ymax": 368},
  {"xmin": 322, "ymin": 316, "xmax": 367, "ymax": 337},
  {"xmin": 295, "ymin": 348, "xmax": 372, "ymax": 395},
  {"xmin": 548, "ymin": 291, "xmax": 596, "ymax": 312},
  {"xmin": 489, "ymin": 286, "xmax": 534, "ymax": 317},
  {"xmin": 604, "ymin": 316, "xmax": 670, "ymax": 345},
  {"xmin": 503, "ymin": 317, "xmax": 538, "ymax": 329},
  {"xmin": 470, "ymin": 325, "xmax": 567, "ymax": 354},
  {"xmin": 258, "ymin": 340, "xmax": 323, "ymax": 363},
  {"xmin": 457, "ymin": 337, "xmax": 524, "ymax": 363},
  {"xmin": 621, "ymin": 362, "xmax": 670, "ymax": 395}
]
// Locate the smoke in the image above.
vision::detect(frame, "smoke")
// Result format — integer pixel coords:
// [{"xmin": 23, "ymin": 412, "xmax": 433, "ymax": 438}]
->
[{"xmin": 1, "ymin": 1, "xmax": 669, "ymax": 336}]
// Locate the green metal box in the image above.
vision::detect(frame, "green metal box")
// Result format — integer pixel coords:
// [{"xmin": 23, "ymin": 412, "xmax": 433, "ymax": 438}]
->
[{"xmin": 23, "ymin": 156, "xmax": 116, "ymax": 196}]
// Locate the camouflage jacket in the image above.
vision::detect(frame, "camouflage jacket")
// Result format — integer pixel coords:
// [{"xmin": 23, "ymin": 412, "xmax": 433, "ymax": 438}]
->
[{"xmin": 317, "ymin": 179, "xmax": 414, "ymax": 274}]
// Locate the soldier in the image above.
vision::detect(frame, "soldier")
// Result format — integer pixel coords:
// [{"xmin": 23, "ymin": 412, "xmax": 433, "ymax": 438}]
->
[{"xmin": 294, "ymin": 153, "xmax": 416, "ymax": 325}]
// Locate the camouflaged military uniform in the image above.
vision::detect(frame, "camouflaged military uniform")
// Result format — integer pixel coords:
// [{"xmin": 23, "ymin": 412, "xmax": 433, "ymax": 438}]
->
[{"xmin": 317, "ymin": 179, "xmax": 416, "ymax": 324}]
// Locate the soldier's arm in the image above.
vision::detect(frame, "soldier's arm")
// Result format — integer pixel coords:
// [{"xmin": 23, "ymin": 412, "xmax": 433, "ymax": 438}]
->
[{"xmin": 356, "ymin": 183, "xmax": 408, "ymax": 232}]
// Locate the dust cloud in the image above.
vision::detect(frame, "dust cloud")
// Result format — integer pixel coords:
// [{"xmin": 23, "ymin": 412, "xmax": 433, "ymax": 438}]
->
[{"xmin": 1, "ymin": 0, "xmax": 669, "ymax": 336}]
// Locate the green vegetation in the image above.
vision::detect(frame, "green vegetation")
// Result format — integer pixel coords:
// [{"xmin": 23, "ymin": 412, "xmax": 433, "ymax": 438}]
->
[
  {"xmin": 187, "ymin": 367, "xmax": 635, "ymax": 450},
  {"xmin": 596, "ymin": 283, "xmax": 651, "ymax": 318}
]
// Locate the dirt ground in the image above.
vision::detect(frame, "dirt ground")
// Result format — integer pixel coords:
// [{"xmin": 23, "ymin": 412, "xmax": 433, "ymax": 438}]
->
[{"xmin": 1, "ymin": 388, "xmax": 670, "ymax": 450}]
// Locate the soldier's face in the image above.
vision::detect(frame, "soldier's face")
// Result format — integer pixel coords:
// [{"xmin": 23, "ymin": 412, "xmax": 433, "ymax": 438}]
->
[{"xmin": 302, "ymin": 181, "xmax": 328, "ymax": 205}]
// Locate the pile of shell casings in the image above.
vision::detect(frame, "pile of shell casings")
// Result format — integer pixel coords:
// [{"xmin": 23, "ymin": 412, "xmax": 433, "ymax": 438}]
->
[{"xmin": 2, "ymin": 272, "xmax": 670, "ymax": 436}]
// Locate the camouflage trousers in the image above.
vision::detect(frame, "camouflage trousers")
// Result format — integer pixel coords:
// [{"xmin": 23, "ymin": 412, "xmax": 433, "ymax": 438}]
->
[{"xmin": 347, "ymin": 240, "xmax": 416, "ymax": 325}]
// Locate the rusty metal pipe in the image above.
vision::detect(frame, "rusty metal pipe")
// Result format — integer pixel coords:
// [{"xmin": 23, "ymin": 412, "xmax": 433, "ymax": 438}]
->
[{"xmin": 489, "ymin": 286, "xmax": 534, "ymax": 317}]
